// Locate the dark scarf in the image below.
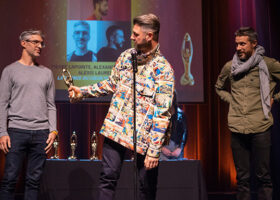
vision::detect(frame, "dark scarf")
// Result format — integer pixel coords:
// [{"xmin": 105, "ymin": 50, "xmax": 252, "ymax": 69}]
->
[
  {"xmin": 231, "ymin": 45, "xmax": 270, "ymax": 119},
  {"xmin": 135, "ymin": 44, "xmax": 160, "ymax": 65}
]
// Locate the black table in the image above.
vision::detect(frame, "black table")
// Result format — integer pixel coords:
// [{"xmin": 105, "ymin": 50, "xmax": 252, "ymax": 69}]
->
[{"xmin": 39, "ymin": 159, "xmax": 207, "ymax": 200}]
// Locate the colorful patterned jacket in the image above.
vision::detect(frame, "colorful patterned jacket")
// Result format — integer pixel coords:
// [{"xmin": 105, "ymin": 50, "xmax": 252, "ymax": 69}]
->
[{"xmin": 80, "ymin": 47, "xmax": 175, "ymax": 158}]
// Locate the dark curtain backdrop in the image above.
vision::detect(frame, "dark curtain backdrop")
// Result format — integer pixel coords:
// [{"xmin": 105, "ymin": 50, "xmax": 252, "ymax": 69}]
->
[{"xmin": 0, "ymin": 0, "xmax": 280, "ymax": 195}]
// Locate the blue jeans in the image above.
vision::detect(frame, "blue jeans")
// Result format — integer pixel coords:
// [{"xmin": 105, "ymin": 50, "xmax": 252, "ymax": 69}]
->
[
  {"xmin": 231, "ymin": 129, "xmax": 273, "ymax": 200},
  {"xmin": 98, "ymin": 137, "xmax": 158, "ymax": 200},
  {"xmin": 0, "ymin": 128, "xmax": 49, "ymax": 200}
]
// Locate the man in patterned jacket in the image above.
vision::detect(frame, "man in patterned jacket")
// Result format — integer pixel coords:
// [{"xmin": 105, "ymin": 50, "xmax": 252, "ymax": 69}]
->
[{"xmin": 68, "ymin": 13, "xmax": 174, "ymax": 200}]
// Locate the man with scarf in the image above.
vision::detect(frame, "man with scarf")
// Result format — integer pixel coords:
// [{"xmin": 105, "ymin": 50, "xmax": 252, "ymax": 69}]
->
[
  {"xmin": 68, "ymin": 13, "xmax": 174, "ymax": 200},
  {"xmin": 215, "ymin": 27, "xmax": 280, "ymax": 200}
]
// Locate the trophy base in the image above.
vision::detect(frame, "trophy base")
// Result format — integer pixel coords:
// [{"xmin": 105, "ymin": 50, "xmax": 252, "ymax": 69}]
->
[
  {"xmin": 180, "ymin": 74, "xmax": 194, "ymax": 86},
  {"xmin": 90, "ymin": 156, "xmax": 99, "ymax": 160},
  {"xmin": 68, "ymin": 156, "xmax": 77, "ymax": 160}
]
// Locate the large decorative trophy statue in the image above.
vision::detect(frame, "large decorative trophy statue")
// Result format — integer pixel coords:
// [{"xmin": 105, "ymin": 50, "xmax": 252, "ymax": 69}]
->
[
  {"xmin": 180, "ymin": 32, "xmax": 194, "ymax": 86},
  {"xmin": 90, "ymin": 131, "xmax": 98, "ymax": 160},
  {"xmin": 62, "ymin": 68, "xmax": 83, "ymax": 102},
  {"xmin": 50, "ymin": 137, "xmax": 59, "ymax": 159},
  {"xmin": 68, "ymin": 131, "xmax": 78, "ymax": 160}
]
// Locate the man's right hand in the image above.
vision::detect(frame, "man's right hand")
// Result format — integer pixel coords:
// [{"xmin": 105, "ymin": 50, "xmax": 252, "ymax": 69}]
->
[
  {"xmin": 68, "ymin": 86, "xmax": 82, "ymax": 103},
  {"xmin": 271, "ymin": 98, "xmax": 274, "ymax": 107},
  {"xmin": 0, "ymin": 135, "xmax": 11, "ymax": 154},
  {"xmin": 161, "ymin": 146, "xmax": 172, "ymax": 157}
]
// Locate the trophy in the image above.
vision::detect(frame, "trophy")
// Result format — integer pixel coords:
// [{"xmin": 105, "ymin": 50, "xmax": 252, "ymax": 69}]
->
[
  {"xmin": 90, "ymin": 131, "xmax": 98, "ymax": 160},
  {"xmin": 50, "ymin": 137, "xmax": 59, "ymax": 159},
  {"xmin": 62, "ymin": 68, "xmax": 83, "ymax": 102},
  {"xmin": 180, "ymin": 32, "xmax": 194, "ymax": 86},
  {"xmin": 68, "ymin": 131, "xmax": 78, "ymax": 160}
]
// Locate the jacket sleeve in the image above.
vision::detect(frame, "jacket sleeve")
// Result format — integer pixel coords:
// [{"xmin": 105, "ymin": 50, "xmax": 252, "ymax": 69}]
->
[
  {"xmin": 268, "ymin": 59, "xmax": 280, "ymax": 101},
  {"xmin": 146, "ymin": 63, "xmax": 175, "ymax": 158},
  {"xmin": 80, "ymin": 55, "xmax": 122, "ymax": 97},
  {"xmin": 215, "ymin": 63, "xmax": 232, "ymax": 103},
  {"xmin": 46, "ymin": 70, "xmax": 57, "ymax": 133},
  {"xmin": 0, "ymin": 68, "xmax": 12, "ymax": 137}
]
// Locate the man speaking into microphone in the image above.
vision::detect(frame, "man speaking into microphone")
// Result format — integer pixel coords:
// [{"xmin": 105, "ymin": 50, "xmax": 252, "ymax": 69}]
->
[{"xmin": 68, "ymin": 13, "xmax": 175, "ymax": 200}]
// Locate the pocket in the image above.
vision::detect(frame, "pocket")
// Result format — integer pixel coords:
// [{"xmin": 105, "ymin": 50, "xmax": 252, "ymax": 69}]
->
[
  {"xmin": 33, "ymin": 131, "xmax": 49, "ymax": 144},
  {"xmin": 248, "ymin": 69, "xmax": 260, "ymax": 88}
]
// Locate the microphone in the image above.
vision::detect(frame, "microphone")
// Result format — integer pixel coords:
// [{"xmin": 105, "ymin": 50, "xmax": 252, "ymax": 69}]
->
[{"xmin": 131, "ymin": 49, "xmax": 138, "ymax": 73}]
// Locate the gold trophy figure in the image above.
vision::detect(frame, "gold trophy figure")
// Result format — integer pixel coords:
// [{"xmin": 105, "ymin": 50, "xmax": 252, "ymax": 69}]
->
[
  {"xmin": 68, "ymin": 131, "xmax": 78, "ymax": 160},
  {"xmin": 62, "ymin": 68, "xmax": 83, "ymax": 102},
  {"xmin": 50, "ymin": 137, "xmax": 59, "ymax": 159},
  {"xmin": 90, "ymin": 131, "xmax": 98, "ymax": 160},
  {"xmin": 180, "ymin": 33, "xmax": 194, "ymax": 86}
]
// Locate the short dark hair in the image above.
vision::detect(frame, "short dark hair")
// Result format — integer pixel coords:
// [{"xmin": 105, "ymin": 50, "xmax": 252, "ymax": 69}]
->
[
  {"xmin": 235, "ymin": 27, "xmax": 258, "ymax": 43},
  {"xmin": 106, "ymin": 25, "xmax": 122, "ymax": 41},
  {"xmin": 93, "ymin": 0, "xmax": 108, "ymax": 7},
  {"xmin": 133, "ymin": 13, "xmax": 160, "ymax": 41}
]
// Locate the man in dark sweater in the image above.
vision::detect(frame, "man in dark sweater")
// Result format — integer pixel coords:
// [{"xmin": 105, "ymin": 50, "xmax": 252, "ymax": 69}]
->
[
  {"xmin": 0, "ymin": 30, "xmax": 57, "ymax": 200},
  {"xmin": 215, "ymin": 27, "xmax": 280, "ymax": 200}
]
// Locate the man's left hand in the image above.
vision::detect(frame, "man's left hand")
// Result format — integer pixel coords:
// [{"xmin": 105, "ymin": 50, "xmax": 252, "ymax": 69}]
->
[
  {"xmin": 45, "ymin": 132, "xmax": 57, "ymax": 153},
  {"xmin": 144, "ymin": 155, "xmax": 159, "ymax": 170}
]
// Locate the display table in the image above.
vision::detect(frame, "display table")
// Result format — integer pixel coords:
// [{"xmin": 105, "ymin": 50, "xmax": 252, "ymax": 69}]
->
[{"xmin": 39, "ymin": 159, "xmax": 207, "ymax": 200}]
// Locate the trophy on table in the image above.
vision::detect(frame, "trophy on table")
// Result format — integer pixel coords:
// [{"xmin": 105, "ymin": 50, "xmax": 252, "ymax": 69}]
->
[
  {"xmin": 90, "ymin": 131, "xmax": 98, "ymax": 160},
  {"xmin": 50, "ymin": 137, "xmax": 59, "ymax": 159},
  {"xmin": 180, "ymin": 32, "xmax": 194, "ymax": 86},
  {"xmin": 68, "ymin": 131, "xmax": 78, "ymax": 160},
  {"xmin": 62, "ymin": 68, "xmax": 83, "ymax": 102}
]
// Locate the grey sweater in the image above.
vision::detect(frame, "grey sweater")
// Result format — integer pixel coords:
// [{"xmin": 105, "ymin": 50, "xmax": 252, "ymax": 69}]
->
[{"xmin": 0, "ymin": 61, "xmax": 57, "ymax": 137}]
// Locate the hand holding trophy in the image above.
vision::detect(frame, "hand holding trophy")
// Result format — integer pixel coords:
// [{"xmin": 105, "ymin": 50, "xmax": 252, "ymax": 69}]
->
[
  {"xmin": 180, "ymin": 33, "xmax": 194, "ymax": 86},
  {"xmin": 62, "ymin": 68, "xmax": 83, "ymax": 103}
]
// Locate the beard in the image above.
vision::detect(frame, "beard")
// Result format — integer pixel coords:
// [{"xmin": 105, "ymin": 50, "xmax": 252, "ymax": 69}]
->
[
  {"xmin": 115, "ymin": 42, "xmax": 124, "ymax": 50},
  {"xmin": 100, "ymin": 8, "xmax": 108, "ymax": 16},
  {"xmin": 237, "ymin": 51, "xmax": 252, "ymax": 61},
  {"xmin": 134, "ymin": 39, "xmax": 152, "ymax": 53}
]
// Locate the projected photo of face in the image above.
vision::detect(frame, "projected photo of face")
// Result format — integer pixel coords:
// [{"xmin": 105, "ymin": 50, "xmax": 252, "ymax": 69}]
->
[
  {"xmin": 68, "ymin": 0, "xmax": 131, "ymax": 21},
  {"xmin": 67, "ymin": 20, "xmax": 130, "ymax": 63},
  {"xmin": 87, "ymin": 0, "xmax": 109, "ymax": 20},
  {"xmin": 97, "ymin": 25, "xmax": 126, "ymax": 61},
  {"xmin": 67, "ymin": 21, "xmax": 97, "ymax": 62}
]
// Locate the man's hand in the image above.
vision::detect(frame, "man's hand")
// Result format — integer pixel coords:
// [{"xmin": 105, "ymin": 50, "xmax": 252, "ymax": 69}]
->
[
  {"xmin": 271, "ymin": 98, "xmax": 274, "ymax": 107},
  {"xmin": 171, "ymin": 148, "xmax": 182, "ymax": 158},
  {"xmin": 45, "ymin": 132, "xmax": 57, "ymax": 154},
  {"xmin": 0, "ymin": 135, "xmax": 11, "ymax": 154},
  {"xmin": 68, "ymin": 86, "xmax": 82, "ymax": 103},
  {"xmin": 144, "ymin": 155, "xmax": 159, "ymax": 170},
  {"xmin": 161, "ymin": 147, "xmax": 172, "ymax": 157}
]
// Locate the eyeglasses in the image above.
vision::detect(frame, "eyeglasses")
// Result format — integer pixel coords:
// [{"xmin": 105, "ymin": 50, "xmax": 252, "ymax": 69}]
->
[
  {"xmin": 25, "ymin": 39, "xmax": 45, "ymax": 48},
  {"xmin": 73, "ymin": 31, "xmax": 89, "ymax": 37}
]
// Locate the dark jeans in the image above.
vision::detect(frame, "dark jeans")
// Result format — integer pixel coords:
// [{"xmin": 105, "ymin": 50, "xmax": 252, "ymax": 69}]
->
[
  {"xmin": 98, "ymin": 138, "xmax": 158, "ymax": 200},
  {"xmin": 0, "ymin": 128, "xmax": 49, "ymax": 200},
  {"xmin": 231, "ymin": 129, "xmax": 273, "ymax": 200}
]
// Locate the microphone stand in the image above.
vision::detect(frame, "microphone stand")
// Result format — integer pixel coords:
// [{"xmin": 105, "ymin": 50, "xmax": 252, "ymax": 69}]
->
[{"xmin": 131, "ymin": 50, "xmax": 138, "ymax": 200}]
